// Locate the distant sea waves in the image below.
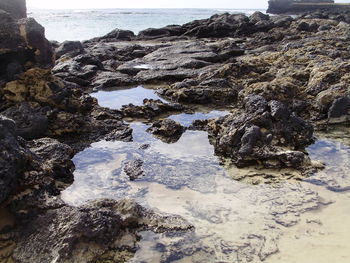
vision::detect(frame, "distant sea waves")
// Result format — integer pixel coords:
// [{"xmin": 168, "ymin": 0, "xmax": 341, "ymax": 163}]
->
[{"xmin": 28, "ymin": 8, "xmax": 265, "ymax": 42}]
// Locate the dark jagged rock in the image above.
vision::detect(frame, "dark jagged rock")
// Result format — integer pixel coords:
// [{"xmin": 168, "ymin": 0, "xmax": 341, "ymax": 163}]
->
[
  {"xmin": 121, "ymin": 99, "xmax": 184, "ymax": 119},
  {"xmin": 17, "ymin": 18, "xmax": 54, "ymax": 68},
  {"xmin": 328, "ymin": 96, "xmax": 350, "ymax": 122},
  {"xmin": 87, "ymin": 28, "xmax": 135, "ymax": 43},
  {"xmin": 160, "ymin": 78, "xmax": 238, "ymax": 105},
  {"xmin": 13, "ymin": 199, "xmax": 193, "ymax": 263},
  {"xmin": 123, "ymin": 159, "xmax": 144, "ymax": 181},
  {"xmin": 0, "ymin": 0, "xmax": 26, "ymax": 19},
  {"xmin": 147, "ymin": 119, "xmax": 185, "ymax": 143},
  {"xmin": 208, "ymin": 95, "xmax": 314, "ymax": 168},
  {"xmin": 1, "ymin": 102, "xmax": 49, "ymax": 140},
  {"xmin": 0, "ymin": 11, "xmax": 53, "ymax": 86},
  {"xmin": 0, "ymin": 116, "xmax": 27, "ymax": 204},
  {"xmin": 55, "ymin": 40, "xmax": 84, "ymax": 59},
  {"xmin": 138, "ymin": 25, "xmax": 186, "ymax": 39},
  {"xmin": 267, "ymin": 0, "xmax": 338, "ymax": 15}
]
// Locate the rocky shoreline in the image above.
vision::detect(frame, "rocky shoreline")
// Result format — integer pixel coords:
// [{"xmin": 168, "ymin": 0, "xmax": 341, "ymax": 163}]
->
[{"xmin": 1, "ymin": 0, "xmax": 350, "ymax": 262}]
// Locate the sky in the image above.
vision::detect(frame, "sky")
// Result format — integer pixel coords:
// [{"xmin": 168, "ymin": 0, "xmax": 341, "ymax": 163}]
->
[{"xmin": 26, "ymin": 0, "xmax": 269, "ymax": 9}]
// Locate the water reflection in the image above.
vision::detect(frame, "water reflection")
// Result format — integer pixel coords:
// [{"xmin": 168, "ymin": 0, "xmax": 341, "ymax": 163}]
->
[
  {"xmin": 91, "ymin": 86, "xmax": 166, "ymax": 109},
  {"xmin": 61, "ymin": 122, "xmax": 222, "ymax": 205},
  {"xmin": 168, "ymin": 110, "xmax": 229, "ymax": 127},
  {"xmin": 64, "ymin": 86, "xmax": 350, "ymax": 262}
]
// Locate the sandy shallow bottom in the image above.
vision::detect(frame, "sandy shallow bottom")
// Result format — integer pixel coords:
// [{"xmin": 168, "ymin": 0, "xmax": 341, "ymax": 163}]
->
[
  {"xmin": 61, "ymin": 88, "xmax": 350, "ymax": 262},
  {"xmin": 268, "ymin": 189, "xmax": 350, "ymax": 263}
]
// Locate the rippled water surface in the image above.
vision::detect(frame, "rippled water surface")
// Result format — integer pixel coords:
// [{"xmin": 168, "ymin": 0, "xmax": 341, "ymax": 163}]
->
[
  {"xmin": 28, "ymin": 8, "xmax": 265, "ymax": 42},
  {"xmin": 62, "ymin": 87, "xmax": 350, "ymax": 262}
]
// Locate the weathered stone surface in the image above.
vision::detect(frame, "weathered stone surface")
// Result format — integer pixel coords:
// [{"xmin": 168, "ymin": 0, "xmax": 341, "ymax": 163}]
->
[
  {"xmin": 1, "ymin": 102, "xmax": 48, "ymax": 140},
  {"xmin": 208, "ymin": 95, "xmax": 314, "ymax": 168},
  {"xmin": 147, "ymin": 119, "xmax": 185, "ymax": 143},
  {"xmin": 0, "ymin": 116, "xmax": 26, "ymax": 204},
  {"xmin": 55, "ymin": 41, "xmax": 84, "ymax": 59},
  {"xmin": 0, "ymin": 11, "xmax": 53, "ymax": 87},
  {"xmin": 123, "ymin": 159, "xmax": 144, "ymax": 181},
  {"xmin": 121, "ymin": 99, "xmax": 184, "ymax": 119},
  {"xmin": 13, "ymin": 199, "xmax": 193, "ymax": 263},
  {"xmin": 160, "ymin": 78, "xmax": 238, "ymax": 105},
  {"xmin": 267, "ymin": 0, "xmax": 337, "ymax": 15},
  {"xmin": 18, "ymin": 18, "xmax": 53, "ymax": 68},
  {"xmin": 0, "ymin": 0, "xmax": 26, "ymax": 19},
  {"xmin": 88, "ymin": 28, "xmax": 135, "ymax": 42}
]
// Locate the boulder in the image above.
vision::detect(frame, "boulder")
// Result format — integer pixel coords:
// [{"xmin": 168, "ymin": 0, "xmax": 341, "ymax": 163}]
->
[
  {"xmin": 328, "ymin": 96, "xmax": 350, "ymax": 123},
  {"xmin": 123, "ymin": 159, "xmax": 144, "ymax": 181},
  {"xmin": 88, "ymin": 29, "xmax": 135, "ymax": 42},
  {"xmin": 55, "ymin": 40, "xmax": 84, "ymax": 58},
  {"xmin": 0, "ymin": 12, "xmax": 53, "ymax": 83},
  {"xmin": 160, "ymin": 78, "xmax": 238, "ymax": 105},
  {"xmin": 17, "ymin": 18, "xmax": 53, "ymax": 68},
  {"xmin": 121, "ymin": 99, "xmax": 184, "ymax": 119},
  {"xmin": 147, "ymin": 119, "xmax": 185, "ymax": 143},
  {"xmin": 208, "ymin": 95, "xmax": 314, "ymax": 168},
  {"xmin": 1, "ymin": 102, "xmax": 49, "ymax": 140},
  {"xmin": 0, "ymin": 116, "xmax": 27, "ymax": 204},
  {"xmin": 13, "ymin": 199, "xmax": 192, "ymax": 263}
]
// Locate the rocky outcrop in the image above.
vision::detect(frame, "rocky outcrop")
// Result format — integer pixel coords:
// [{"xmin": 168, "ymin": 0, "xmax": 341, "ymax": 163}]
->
[
  {"xmin": 0, "ymin": 116, "xmax": 27, "ymax": 204},
  {"xmin": 121, "ymin": 99, "xmax": 184, "ymax": 119},
  {"xmin": 0, "ymin": 10, "xmax": 53, "ymax": 87},
  {"xmin": 147, "ymin": 119, "xmax": 186, "ymax": 143},
  {"xmin": 208, "ymin": 95, "xmax": 314, "ymax": 168},
  {"xmin": 0, "ymin": 0, "xmax": 26, "ymax": 19},
  {"xmin": 2, "ymin": 5, "xmax": 350, "ymax": 262},
  {"xmin": 266, "ymin": 0, "xmax": 350, "ymax": 15},
  {"xmin": 159, "ymin": 78, "xmax": 238, "ymax": 105},
  {"xmin": 13, "ymin": 199, "xmax": 192, "ymax": 263}
]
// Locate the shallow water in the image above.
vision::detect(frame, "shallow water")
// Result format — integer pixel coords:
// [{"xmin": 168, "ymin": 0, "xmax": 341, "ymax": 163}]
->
[
  {"xmin": 168, "ymin": 111, "xmax": 229, "ymax": 127},
  {"xmin": 61, "ymin": 88, "xmax": 350, "ymax": 262},
  {"xmin": 91, "ymin": 86, "xmax": 166, "ymax": 109}
]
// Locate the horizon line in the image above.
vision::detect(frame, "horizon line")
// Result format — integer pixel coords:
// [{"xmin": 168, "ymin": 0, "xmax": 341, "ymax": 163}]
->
[{"xmin": 27, "ymin": 6, "xmax": 267, "ymax": 10}]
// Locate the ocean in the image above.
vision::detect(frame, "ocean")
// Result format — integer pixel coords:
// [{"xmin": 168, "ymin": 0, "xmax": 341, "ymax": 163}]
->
[{"xmin": 28, "ymin": 8, "xmax": 265, "ymax": 42}]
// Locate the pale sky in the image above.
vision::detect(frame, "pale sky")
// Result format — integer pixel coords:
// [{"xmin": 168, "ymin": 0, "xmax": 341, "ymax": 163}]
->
[{"xmin": 27, "ymin": 0, "xmax": 269, "ymax": 9}]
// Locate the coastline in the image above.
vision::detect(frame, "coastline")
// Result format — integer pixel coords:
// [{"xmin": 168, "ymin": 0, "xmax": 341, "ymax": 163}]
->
[{"xmin": 0, "ymin": 0, "xmax": 350, "ymax": 262}]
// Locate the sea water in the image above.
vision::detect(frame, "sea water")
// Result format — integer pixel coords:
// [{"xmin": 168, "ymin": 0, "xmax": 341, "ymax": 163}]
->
[{"xmin": 28, "ymin": 8, "xmax": 265, "ymax": 42}]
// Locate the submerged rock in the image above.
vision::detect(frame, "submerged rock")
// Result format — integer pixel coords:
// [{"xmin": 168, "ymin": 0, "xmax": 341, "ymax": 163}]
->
[{"xmin": 123, "ymin": 159, "xmax": 144, "ymax": 181}]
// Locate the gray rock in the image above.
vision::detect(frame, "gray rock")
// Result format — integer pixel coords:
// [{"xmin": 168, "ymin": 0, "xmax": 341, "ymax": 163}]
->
[
  {"xmin": 0, "ymin": 116, "xmax": 26, "ymax": 204},
  {"xmin": 123, "ymin": 159, "xmax": 144, "ymax": 181},
  {"xmin": 208, "ymin": 99, "xmax": 314, "ymax": 168},
  {"xmin": 17, "ymin": 18, "xmax": 53, "ymax": 68},
  {"xmin": 0, "ymin": 0, "xmax": 26, "ymax": 19},
  {"xmin": 147, "ymin": 119, "xmax": 185, "ymax": 143},
  {"xmin": 1, "ymin": 102, "xmax": 49, "ymax": 140},
  {"xmin": 328, "ymin": 96, "xmax": 350, "ymax": 119},
  {"xmin": 88, "ymin": 28, "xmax": 135, "ymax": 42},
  {"xmin": 13, "ymin": 199, "xmax": 193, "ymax": 263},
  {"xmin": 55, "ymin": 41, "xmax": 84, "ymax": 58}
]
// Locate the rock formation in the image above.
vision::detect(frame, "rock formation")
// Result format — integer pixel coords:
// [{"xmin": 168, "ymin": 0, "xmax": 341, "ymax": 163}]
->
[
  {"xmin": 0, "ymin": 0, "xmax": 26, "ymax": 19},
  {"xmin": 267, "ymin": 0, "xmax": 350, "ymax": 14},
  {"xmin": 1, "ymin": 0, "xmax": 350, "ymax": 261}
]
